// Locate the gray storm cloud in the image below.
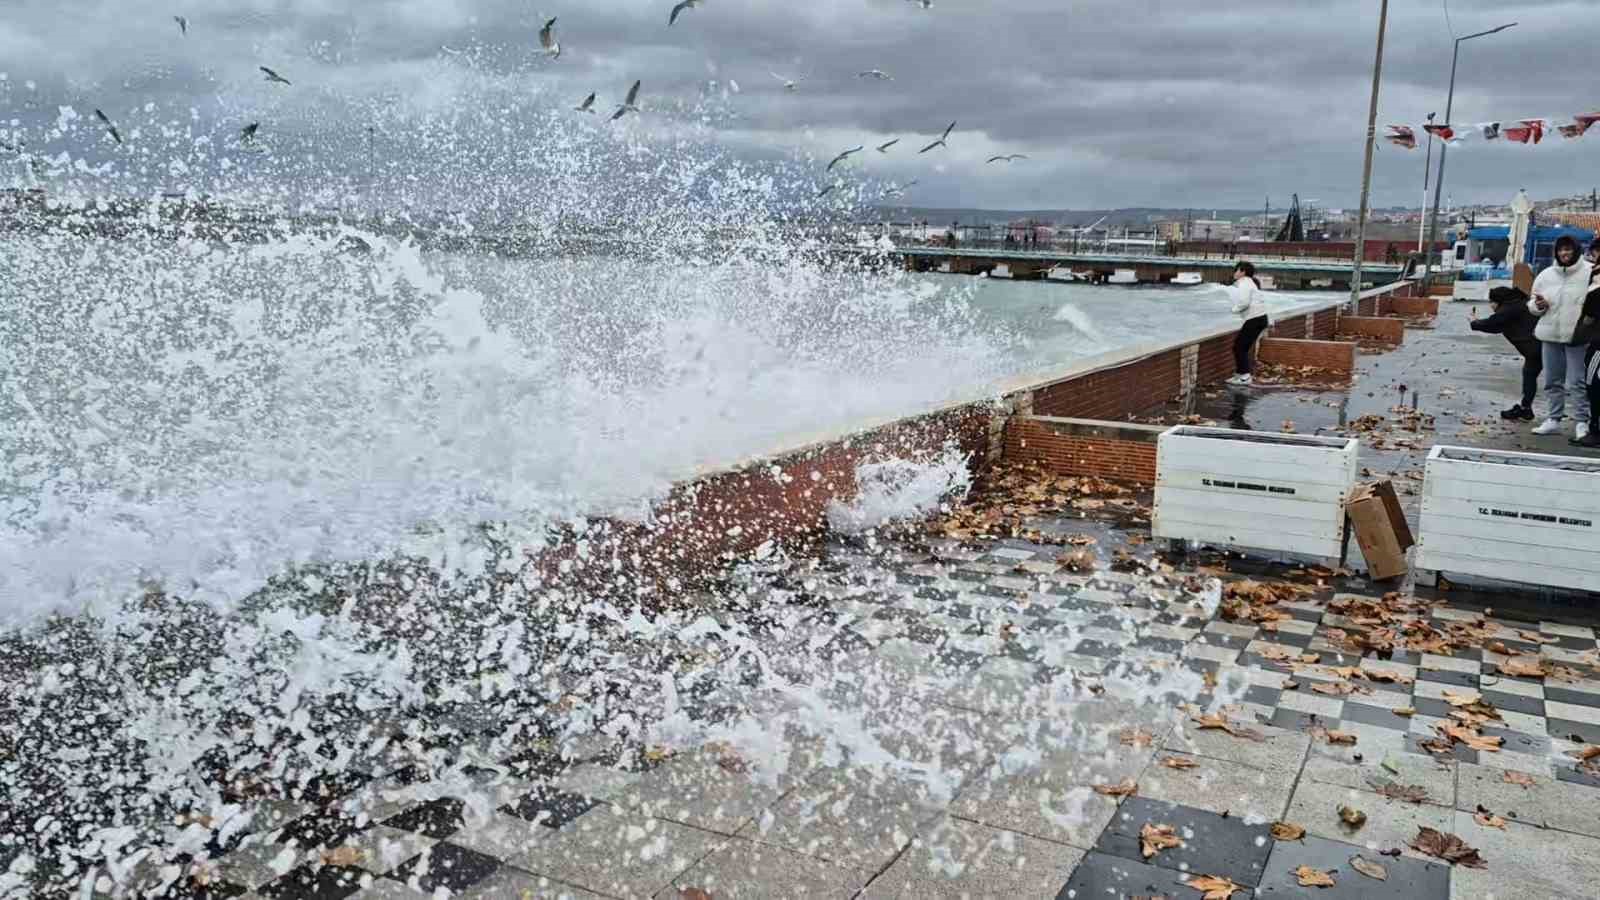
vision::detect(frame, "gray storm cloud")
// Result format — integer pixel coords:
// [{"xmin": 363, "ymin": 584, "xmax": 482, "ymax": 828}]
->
[{"xmin": 1, "ymin": 0, "xmax": 1594, "ymax": 209}]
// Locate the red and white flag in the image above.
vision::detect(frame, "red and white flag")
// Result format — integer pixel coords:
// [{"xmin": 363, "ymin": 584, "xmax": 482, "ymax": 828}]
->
[
  {"xmin": 1503, "ymin": 119, "xmax": 1546, "ymax": 144},
  {"xmin": 1422, "ymin": 123, "xmax": 1456, "ymax": 141},
  {"xmin": 1384, "ymin": 125, "xmax": 1417, "ymax": 149}
]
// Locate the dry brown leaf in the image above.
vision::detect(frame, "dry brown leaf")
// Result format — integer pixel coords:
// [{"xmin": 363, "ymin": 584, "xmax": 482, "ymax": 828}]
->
[
  {"xmin": 1058, "ymin": 549, "xmax": 1097, "ymax": 572},
  {"xmin": 1191, "ymin": 713, "xmax": 1266, "ymax": 742},
  {"xmin": 1441, "ymin": 690, "xmax": 1479, "ymax": 707},
  {"xmin": 1140, "ymin": 822, "xmax": 1184, "ymax": 858},
  {"xmin": 1567, "ymin": 745, "xmax": 1600, "ymax": 762},
  {"xmin": 1364, "ymin": 668, "xmax": 1414, "ymax": 685},
  {"xmin": 1298, "ymin": 653, "xmax": 1321, "ymax": 664},
  {"xmin": 1411, "ymin": 826, "xmax": 1487, "ymax": 868},
  {"xmin": 1162, "ymin": 756, "xmax": 1201, "ymax": 770},
  {"xmin": 1501, "ymin": 770, "xmax": 1536, "ymax": 788},
  {"xmin": 1474, "ymin": 811, "xmax": 1507, "ymax": 829},
  {"xmin": 1311, "ymin": 682, "xmax": 1358, "ymax": 697},
  {"xmin": 1120, "ymin": 727, "xmax": 1155, "ymax": 748},
  {"xmin": 1349, "ymin": 855, "xmax": 1388, "ymax": 881},
  {"xmin": 679, "ymin": 889, "xmax": 714, "ymax": 900},
  {"xmin": 1375, "ymin": 782, "xmax": 1430, "ymax": 803},
  {"xmin": 643, "ymin": 746, "xmax": 677, "ymax": 763},
  {"xmin": 1393, "ymin": 707, "xmax": 1416, "ymax": 717},
  {"xmin": 1324, "ymin": 730, "xmax": 1358, "ymax": 746},
  {"xmin": 1258, "ymin": 645, "xmax": 1297, "ymax": 662},
  {"xmin": 1066, "ymin": 534, "xmax": 1097, "ymax": 546},
  {"xmin": 1184, "ymin": 874, "xmax": 1244, "ymax": 899},
  {"xmin": 1498, "ymin": 657, "xmax": 1549, "ymax": 679},
  {"xmin": 321, "ymin": 846, "xmax": 363, "ymax": 867},
  {"xmin": 1294, "ymin": 865, "xmax": 1336, "ymax": 888},
  {"xmin": 1093, "ymin": 778, "xmax": 1139, "ymax": 801},
  {"xmin": 1338, "ymin": 805, "xmax": 1367, "ymax": 829},
  {"xmin": 1270, "ymin": 821, "xmax": 1306, "ymax": 841}
]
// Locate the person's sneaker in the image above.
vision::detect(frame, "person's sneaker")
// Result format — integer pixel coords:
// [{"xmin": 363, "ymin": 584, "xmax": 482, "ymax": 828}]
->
[
  {"xmin": 1501, "ymin": 404, "xmax": 1533, "ymax": 420},
  {"xmin": 1532, "ymin": 418, "xmax": 1566, "ymax": 436},
  {"xmin": 1578, "ymin": 421, "xmax": 1592, "ymax": 442},
  {"xmin": 1572, "ymin": 429, "xmax": 1600, "ymax": 448},
  {"xmin": 1226, "ymin": 374, "xmax": 1252, "ymax": 386}
]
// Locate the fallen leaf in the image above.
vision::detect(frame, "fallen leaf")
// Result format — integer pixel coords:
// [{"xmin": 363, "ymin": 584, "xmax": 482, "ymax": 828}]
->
[
  {"xmin": 1349, "ymin": 855, "xmax": 1388, "ymax": 881},
  {"xmin": 1498, "ymin": 657, "xmax": 1550, "ymax": 679},
  {"xmin": 1373, "ymin": 781, "xmax": 1430, "ymax": 804},
  {"xmin": 1338, "ymin": 805, "xmax": 1367, "ymax": 829},
  {"xmin": 321, "ymin": 846, "xmax": 363, "ymax": 867},
  {"xmin": 1298, "ymin": 653, "xmax": 1321, "ymax": 664},
  {"xmin": 1294, "ymin": 865, "xmax": 1336, "ymax": 888},
  {"xmin": 1364, "ymin": 668, "xmax": 1414, "ymax": 685},
  {"xmin": 1270, "ymin": 822, "xmax": 1306, "ymax": 841},
  {"xmin": 1441, "ymin": 690, "xmax": 1479, "ymax": 707},
  {"xmin": 1093, "ymin": 778, "xmax": 1139, "ymax": 801},
  {"xmin": 1474, "ymin": 811, "xmax": 1507, "ymax": 829},
  {"xmin": 1411, "ymin": 826, "xmax": 1487, "ymax": 868},
  {"xmin": 1311, "ymin": 682, "xmax": 1359, "ymax": 697},
  {"xmin": 1162, "ymin": 756, "xmax": 1200, "ymax": 770},
  {"xmin": 643, "ymin": 746, "xmax": 676, "ymax": 763},
  {"xmin": 1324, "ymin": 730, "xmax": 1358, "ymax": 746},
  {"xmin": 1066, "ymin": 534, "xmax": 1097, "ymax": 546},
  {"xmin": 1120, "ymin": 727, "xmax": 1155, "ymax": 748},
  {"xmin": 1191, "ymin": 714, "xmax": 1265, "ymax": 742},
  {"xmin": 1140, "ymin": 822, "xmax": 1184, "ymax": 858},
  {"xmin": 679, "ymin": 889, "xmax": 714, "ymax": 900},
  {"xmin": 1393, "ymin": 707, "xmax": 1416, "ymax": 717},
  {"xmin": 1501, "ymin": 770, "xmax": 1536, "ymax": 788},
  {"xmin": 1183, "ymin": 874, "xmax": 1243, "ymax": 899},
  {"xmin": 1058, "ymin": 549, "xmax": 1097, "ymax": 572},
  {"xmin": 1567, "ymin": 745, "xmax": 1600, "ymax": 762}
]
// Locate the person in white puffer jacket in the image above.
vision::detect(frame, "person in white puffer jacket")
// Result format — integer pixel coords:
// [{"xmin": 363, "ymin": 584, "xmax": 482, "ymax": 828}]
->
[
  {"xmin": 1527, "ymin": 235, "xmax": 1594, "ymax": 438},
  {"xmin": 1227, "ymin": 261, "xmax": 1270, "ymax": 386}
]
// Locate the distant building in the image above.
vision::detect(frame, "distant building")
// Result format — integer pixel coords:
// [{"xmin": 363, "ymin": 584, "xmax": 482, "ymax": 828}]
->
[
  {"xmin": 1153, "ymin": 220, "xmax": 1185, "ymax": 241},
  {"xmin": 1190, "ymin": 218, "xmax": 1235, "ymax": 241}
]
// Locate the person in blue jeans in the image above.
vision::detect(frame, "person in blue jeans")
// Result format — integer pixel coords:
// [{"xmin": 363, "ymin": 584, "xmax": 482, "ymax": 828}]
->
[{"xmin": 1528, "ymin": 235, "xmax": 1594, "ymax": 439}]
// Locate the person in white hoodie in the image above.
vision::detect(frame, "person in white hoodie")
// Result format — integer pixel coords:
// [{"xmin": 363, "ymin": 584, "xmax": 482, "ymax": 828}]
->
[
  {"xmin": 1227, "ymin": 261, "xmax": 1269, "ymax": 386},
  {"xmin": 1527, "ymin": 235, "xmax": 1594, "ymax": 438}
]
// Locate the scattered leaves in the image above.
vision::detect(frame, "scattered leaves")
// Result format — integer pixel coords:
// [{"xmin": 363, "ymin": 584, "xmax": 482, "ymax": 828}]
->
[
  {"xmin": 1093, "ymin": 778, "xmax": 1139, "ymax": 801},
  {"xmin": 1294, "ymin": 865, "xmax": 1336, "ymax": 888},
  {"xmin": 1140, "ymin": 822, "xmax": 1184, "ymax": 858},
  {"xmin": 1410, "ymin": 826, "xmax": 1487, "ymax": 868},
  {"xmin": 1119, "ymin": 727, "xmax": 1155, "ymax": 748},
  {"xmin": 1338, "ymin": 805, "xmax": 1367, "ymax": 829},
  {"xmin": 1270, "ymin": 822, "xmax": 1306, "ymax": 841},
  {"xmin": 1349, "ymin": 855, "xmax": 1388, "ymax": 881},
  {"xmin": 1183, "ymin": 874, "xmax": 1243, "ymax": 899},
  {"xmin": 1162, "ymin": 756, "xmax": 1201, "ymax": 770}
]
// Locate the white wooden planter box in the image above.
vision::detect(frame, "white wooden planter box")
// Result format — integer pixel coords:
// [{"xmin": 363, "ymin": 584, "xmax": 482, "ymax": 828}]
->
[
  {"xmin": 1154, "ymin": 426, "xmax": 1360, "ymax": 559},
  {"xmin": 1416, "ymin": 446, "xmax": 1600, "ymax": 593}
]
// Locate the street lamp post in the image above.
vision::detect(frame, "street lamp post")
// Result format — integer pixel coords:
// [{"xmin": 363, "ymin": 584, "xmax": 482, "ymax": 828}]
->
[
  {"xmin": 1417, "ymin": 112, "xmax": 1436, "ymax": 252},
  {"xmin": 1421, "ymin": 22, "xmax": 1517, "ymax": 283},
  {"xmin": 1350, "ymin": 0, "xmax": 1389, "ymax": 306}
]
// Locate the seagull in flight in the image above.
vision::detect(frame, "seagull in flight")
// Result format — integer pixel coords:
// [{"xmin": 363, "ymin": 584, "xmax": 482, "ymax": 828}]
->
[
  {"xmin": 260, "ymin": 66, "xmax": 292, "ymax": 85},
  {"xmin": 669, "ymin": 0, "xmax": 701, "ymax": 26},
  {"xmin": 539, "ymin": 17, "xmax": 560, "ymax": 58},
  {"xmin": 816, "ymin": 183, "xmax": 838, "ymax": 199},
  {"xmin": 907, "ymin": 0, "xmax": 933, "ymax": 8},
  {"xmin": 826, "ymin": 145, "xmax": 863, "ymax": 171},
  {"xmin": 875, "ymin": 138, "xmax": 900, "ymax": 153},
  {"xmin": 883, "ymin": 179, "xmax": 919, "ymax": 197},
  {"xmin": 94, "ymin": 109, "xmax": 122, "ymax": 145},
  {"xmin": 173, "ymin": 15, "xmax": 187, "ymax": 36},
  {"xmin": 770, "ymin": 71, "xmax": 805, "ymax": 92},
  {"xmin": 575, "ymin": 92, "xmax": 596, "ymax": 113},
  {"xmin": 986, "ymin": 153, "xmax": 1029, "ymax": 163},
  {"xmin": 611, "ymin": 80, "xmax": 641, "ymax": 120},
  {"xmin": 919, "ymin": 121, "xmax": 955, "ymax": 153},
  {"xmin": 857, "ymin": 69, "xmax": 892, "ymax": 80}
]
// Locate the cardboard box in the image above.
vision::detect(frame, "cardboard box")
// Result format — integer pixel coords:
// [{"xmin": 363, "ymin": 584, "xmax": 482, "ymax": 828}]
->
[{"xmin": 1346, "ymin": 480, "xmax": 1415, "ymax": 580}]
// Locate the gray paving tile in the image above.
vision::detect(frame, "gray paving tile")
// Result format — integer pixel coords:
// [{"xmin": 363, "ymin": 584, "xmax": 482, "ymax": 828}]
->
[
  {"xmin": 456, "ymin": 867, "xmax": 609, "ymax": 899},
  {"xmin": 1163, "ymin": 717, "xmax": 1312, "ymax": 774},
  {"xmin": 1283, "ymin": 779, "xmax": 1456, "ymax": 862},
  {"xmin": 1092, "ymin": 796, "xmax": 1274, "ymax": 886},
  {"xmin": 667, "ymin": 838, "xmax": 872, "ymax": 898},
  {"xmin": 735, "ymin": 767, "xmax": 936, "ymax": 870},
  {"xmin": 1302, "ymin": 749, "xmax": 1455, "ymax": 808},
  {"xmin": 1139, "ymin": 753, "xmax": 1299, "ymax": 822},
  {"xmin": 1257, "ymin": 833, "xmax": 1450, "ymax": 899},
  {"xmin": 860, "ymin": 817, "xmax": 1084, "ymax": 898},
  {"xmin": 1448, "ymin": 809, "xmax": 1600, "ymax": 900},
  {"xmin": 607, "ymin": 749, "xmax": 796, "ymax": 836},
  {"xmin": 1456, "ymin": 761, "xmax": 1600, "ymax": 839},
  {"xmin": 1054, "ymin": 850, "xmax": 1245, "ymax": 900},
  {"xmin": 508, "ymin": 806, "xmax": 725, "ymax": 899}
]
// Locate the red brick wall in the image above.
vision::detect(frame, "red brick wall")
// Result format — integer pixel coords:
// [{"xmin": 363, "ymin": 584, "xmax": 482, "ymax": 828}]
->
[
  {"xmin": 1389, "ymin": 296, "xmax": 1439, "ymax": 317},
  {"xmin": 1031, "ymin": 348, "xmax": 1183, "ymax": 420},
  {"xmin": 1257, "ymin": 338, "xmax": 1357, "ymax": 371},
  {"xmin": 1198, "ymin": 333, "xmax": 1237, "ymax": 386},
  {"xmin": 1337, "ymin": 316, "xmax": 1405, "ymax": 344},
  {"xmin": 1003, "ymin": 417, "xmax": 1159, "ymax": 485}
]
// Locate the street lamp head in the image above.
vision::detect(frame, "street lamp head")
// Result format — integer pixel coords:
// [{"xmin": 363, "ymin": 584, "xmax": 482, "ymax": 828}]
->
[{"xmin": 1460, "ymin": 22, "xmax": 1517, "ymax": 42}]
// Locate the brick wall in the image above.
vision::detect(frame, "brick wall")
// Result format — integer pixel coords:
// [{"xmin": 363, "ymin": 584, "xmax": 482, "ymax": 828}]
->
[
  {"xmin": 1257, "ymin": 337, "xmax": 1357, "ymax": 372},
  {"xmin": 1336, "ymin": 316, "xmax": 1405, "ymax": 344},
  {"xmin": 1388, "ymin": 296, "xmax": 1439, "ymax": 318},
  {"xmin": 1003, "ymin": 416, "xmax": 1160, "ymax": 485},
  {"xmin": 1030, "ymin": 348, "xmax": 1183, "ymax": 420}
]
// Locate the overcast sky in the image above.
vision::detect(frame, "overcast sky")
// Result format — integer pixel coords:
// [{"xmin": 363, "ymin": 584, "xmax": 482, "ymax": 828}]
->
[{"xmin": 2, "ymin": 0, "xmax": 1596, "ymax": 211}]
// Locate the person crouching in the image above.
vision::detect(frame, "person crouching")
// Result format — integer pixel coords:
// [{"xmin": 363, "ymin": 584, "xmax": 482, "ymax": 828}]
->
[
  {"xmin": 1469, "ymin": 286, "xmax": 1541, "ymax": 420},
  {"xmin": 1227, "ymin": 261, "xmax": 1269, "ymax": 386}
]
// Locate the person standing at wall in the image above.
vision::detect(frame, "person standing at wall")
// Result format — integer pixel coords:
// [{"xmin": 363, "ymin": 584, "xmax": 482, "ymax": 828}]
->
[
  {"xmin": 1571, "ymin": 260, "xmax": 1600, "ymax": 448},
  {"xmin": 1528, "ymin": 235, "xmax": 1594, "ymax": 439},
  {"xmin": 1470, "ymin": 286, "xmax": 1541, "ymax": 420},
  {"xmin": 1227, "ymin": 261, "xmax": 1269, "ymax": 386}
]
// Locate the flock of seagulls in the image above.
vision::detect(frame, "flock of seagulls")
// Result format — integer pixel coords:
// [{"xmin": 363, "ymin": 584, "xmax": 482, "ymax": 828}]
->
[{"xmin": 12, "ymin": 2, "xmax": 1023, "ymax": 207}]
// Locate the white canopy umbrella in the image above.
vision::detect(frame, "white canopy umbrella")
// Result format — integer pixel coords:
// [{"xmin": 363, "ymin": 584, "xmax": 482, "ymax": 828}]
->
[{"xmin": 1507, "ymin": 189, "xmax": 1534, "ymax": 268}]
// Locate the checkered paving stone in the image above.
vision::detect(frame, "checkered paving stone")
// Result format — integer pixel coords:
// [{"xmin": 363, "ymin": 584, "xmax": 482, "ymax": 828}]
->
[{"xmin": 54, "ymin": 511, "xmax": 1600, "ymax": 900}]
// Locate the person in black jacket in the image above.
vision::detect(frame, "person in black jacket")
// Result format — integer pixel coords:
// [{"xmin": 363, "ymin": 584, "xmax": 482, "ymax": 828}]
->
[
  {"xmin": 1470, "ymin": 285, "xmax": 1542, "ymax": 420},
  {"xmin": 1572, "ymin": 264, "xmax": 1600, "ymax": 447}
]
